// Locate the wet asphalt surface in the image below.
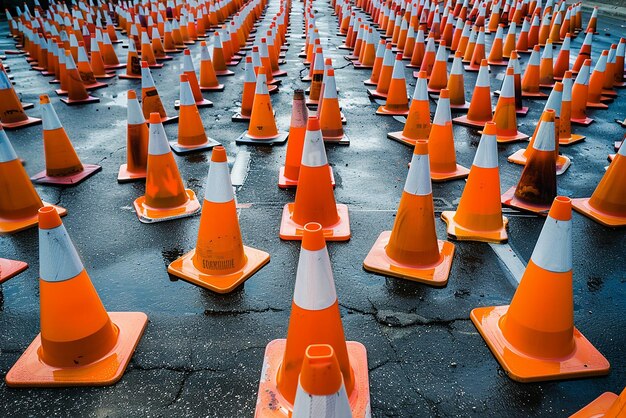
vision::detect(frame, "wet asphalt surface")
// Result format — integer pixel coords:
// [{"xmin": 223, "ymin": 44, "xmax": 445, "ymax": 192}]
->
[{"xmin": 0, "ymin": 2, "xmax": 625, "ymax": 417}]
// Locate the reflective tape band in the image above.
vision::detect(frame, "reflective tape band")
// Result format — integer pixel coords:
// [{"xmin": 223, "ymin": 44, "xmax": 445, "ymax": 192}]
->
[
  {"xmin": 293, "ymin": 248, "xmax": 337, "ymax": 310},
  {"xmin": 404, "ymin": 153, "xmax": 432, "ymax": 195},
  {"xmin": 39, "ymin": 224, "xmax": 84, "ymax": 282},
  {"xmin": 530, "ymin": 217, "xmax": 572, "ymax": 273},
  {"xmin": 204, "ymin": 161, "xmax": 234, "ymax": 203}
]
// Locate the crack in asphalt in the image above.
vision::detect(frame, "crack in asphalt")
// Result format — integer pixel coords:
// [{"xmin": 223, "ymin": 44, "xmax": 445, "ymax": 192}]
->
[{"xmin": 203, "ymin": 307, "xmax": 284, "ymax": 316}]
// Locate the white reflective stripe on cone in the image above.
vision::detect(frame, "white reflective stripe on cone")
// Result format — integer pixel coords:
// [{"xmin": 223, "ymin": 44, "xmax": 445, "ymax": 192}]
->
[
  {"xmin": 151, "ymin": 27, "xmax": 160, "ymax": 39},
  {"xmin": 204, "ymin": 161, "xmax": 234, "ymax": 203},
  {"xmin": 450, "ymin": 55, "xmax": 463, "ymax": 76},
  {"xmin": 183, "ymin": 53, "xmax": 195, "ymax": 72},
  {"xmin": 542, "ymin": 41, "xmax": 553, "ymax": 59},
  {"xmin": 593, "ymin": 53, "xmax": 607, "ymax": 73},
  {"xmin": 435, "ymin": 43, "xmax": 447, "ymax": 62},
  {"xmin": 128, "ymin": 38, "xmax": 137, "ymax": 53},
  {"xmin": 142, "ymin": 66, "xmax": 156, "ymax": 88},
  {"xmin": 562, "ymin": 77, "xmax": 572, "ymax": 101},
  {"xmin": 39, "ymin": 224, "xmax": 84, "ymax": 282},
  {"xmin": 476, "ymin": 63, "xmax": 490, "ymax": 87},
  {"xmin": 255, "ymin": 72, "xmax": 269, "ymax": 95},
  {"xmin": 301, "ymin": 128, "xmax": 328, "ymax": 167},
  {"xmin": 78, "ymin": 45, "xmax": 89, "ymax": 63},
  {"xmin": 128, "ymin": 96, "xmax": 146, "ymax": 125},
  {"xmin": 382, "ymin": 46, "xmax": 394, "ymax": 66},
  {"xmin": 65, "ymin": 53, "xmax": 77, "ymax": 70},
  {"xmin": 292, "ymin": 383, "xmax": 353, "ymax": 418},
  {"xmin": 582, "ymin": 31, "xmax": 593, "ymax": 46},
  {"xmin": 500, "ymin": 73, "xmax": 515, "ymax": 98},
  {"xmin": 520, "ymin": 19, "xmax": 529, "ymax": 33},
  {"xmin": 324, "ymin": 74, "xmax": 338, "ymax": 99},
  {"xmin": 561, "ymin": 35, "xmax": 570, "ymax": 51},
  {"xmin": 506, "ymin": 22, "xmax": 516, "ymax": 37},
  {"xmin": 494, "ymin": 25, "xmax": 503, "ymax": 40},
  {"xmin": 574, "ymin": 64, "xmax": 590, "ymax": 85},
  {"xmin": 528, "ymin": 49, "xmax": 540, "ymax": 66},
  {"xmin": 404, "ymin": 153, "xmax": 432, "ymax": 196},
  {"xmin": 425, "ymin": 36, "xmax": 436, "ymax": 53},
  {"xmin": 619, "ymin": 141, "xmax": 626, "ymax": 157},
  {"xmin": 201, "ymin": 44, "xmax": 211, "ymax": 62},
  {"xmin": 141, "ymin": 30, "xmax": 150, "ymax": 45},
  {"xmin": 473, "ymin": 131, "xmax": 498, "ymax": 169},
  {"xmin": 293, "ymin": 247, "xmax": 337, "ymax": 311},
  {"xmin": 413, "ymin": 75, "xmax": 429, "ymax": 100},
  {"xmin": 90, "ymin": 36, "xmax": 99, "ymax": 52},
  {"xmin": 433, "ymin": 96, "xmax": 451, "ymax": 125},
  {"xmin": 0, "ymin": 71, "xmax": 11, "ymax": 90},
  {"xmin": 391, "ymin": 57, "xmax": 404, "ymax": 79},
  {"xmin": 179, "ymin": 80, "xmax": 195, "ymax": 106},
  {"xmin": 530, "ymin": 216, "xmax": 572, "ymax": 273},
  {"xmin": 543, "ymin": 88, "xmax": 562, "ymax": 116},
  {"xmin": 0, "ymin": 130, "xmax": 18, "ymax": 163},
  {"xmin": 148, "ymin": 122, "xmax": 171, "ymax": 156},
  {"xmin": 532, "ymin": 119, "xmax": 556, "ymax": 152},
  {"xmin": 41, "ymin": 102, "xmax": 63, "ymax": 131}
]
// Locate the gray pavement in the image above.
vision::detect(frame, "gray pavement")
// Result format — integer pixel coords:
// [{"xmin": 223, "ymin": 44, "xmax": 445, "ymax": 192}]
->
[{"xmin": 0, "ymin": 2, "xmax": 625, "ymax": 417}]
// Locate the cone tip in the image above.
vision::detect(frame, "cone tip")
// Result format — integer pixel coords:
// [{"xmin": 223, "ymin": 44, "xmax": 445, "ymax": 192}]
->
[
  {"xmin": 548, "ymin": 196, "xmax": 572, "ymax": 221},
  {"xmin": 483, "ymin": 121, "xmax": 497, "ymax": 135},
  {"xmin": 542, "ymin": 109, "xmax": 556, "ymax": 122},
  {"xmin": 184, "ymin": 48, "xmax": 190, "ymax": 55},
  {"xmin": 39, "ymin": 94, "xmax": 50, "ymax": 104},
  {"xmin": 141, "ymin": 60, "xmax": 148, "ymax": 68},
  {"xmin": 413, "ymin": 139, "xmax": 428, "ymax": 155},
  {"xmin": 128, "ymin": 90, "xmax": 137, "ymax": 99},
  {"xmin": 149, "ymin": 112, "xmax": 162, "ymax": 124},
  {"xmin": 554, "ymin": 82, "xmax": 563, "ymax": 92},
  {"xmin": 307, "ymin": 115, "xmax": 320, "ymax": 131},
  {"xmin": 211, "ymin": 145, "xmax": 227, "ymax": 162},
  {"xmin": 302, "ymin": 222, "xmax": 325, "ymax": 251},
  {"xmin": 201, "ymin": 41, "xmax": 206, "ymax": 46},
  {"xmin": 38, "ymin": 206, "xmax": 62, "ymax": 230},
  {"xmin": 439, "ymin": 88, "xmax": 449, "ymax": 99}
]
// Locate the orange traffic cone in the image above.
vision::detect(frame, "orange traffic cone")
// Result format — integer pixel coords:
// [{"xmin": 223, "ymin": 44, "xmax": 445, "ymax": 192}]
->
[
  {"xmin": 570, "ymin": 387, "xmax": 626, "ymax": 418},
  {"xmin": 76, "ymin": 42, "xmax": 108, "ymax": 90},
  {"xmin": 614, "ymin": 38, "xmax": 626, "ymax": 87},
  {"xmin": 364, "ymin": 139, "xmax": 455, "ymax": 286},
  {"xmin": 572, "ymin": 142, "xmax": 626, "ymax": 227},
  {"xmin": 471, "ymin": 196, "xmax": 610, "ymax": 382},
  {"xmin": 60, "ymin": 51, "xmax": 99, "ymax": 105},
  {"xmin": 465, "ymin": 27, "xmax": 486, "ymax": 71},
  {"xmin": 515, "ymin": 19, "xmax": 530, "ymax": 54},
  {"xmin": 176, "ymin": 49, "xmax": 213, "ymax": 108},
  {"xmin": 212, "ymin": 32, "xmax": 234, "ymax": 76},
  {"xmin": 442, "ymin": 122, "xmax": 508, "ymax": 243},
  {"xmin": 447, "ymin": 51, "xmax": 470, "ymax": 111},
  {"xmin": 507, "ymin": 51, "xmax": 529, "ymax": 115},
  {"xmin": 141, "ymin": 61, "xmax": 178, "ymax": 124},
  {"xmin": 5, "ymin": 206, "xmax": 147, "ymax": 386},
  {"xmin": 559, "ymin": 71, "xmax": 586, "ymax": 146},
  {"xmin": 502, "ymin": 110, "xmax": 558, "ymax": 215},
  {"xmin": 255, "ymin": 222, "xmax": 370, "ymax": 416},
  {"xmin": 521, "ymin": 45, "xmax": 548, "ymax": 98},
  {"xmin": 118, "ymin": 90, "xmax": 148, "ymax": 183},
  {"xmin": 367, "ymin": 43, "xmax": 394, "ymax": 99},
  {"xmin": 118, "ymin": 39, "xmax": 142, "ymax": 79},
  {"xmin": 419, "ymin": 33, "xmax": 437, "ymax": 77},
  {"xmin": 0, "ymin": 257, "xmax": 28, "ymax": 284},
  {"xmin": 140, "ymin": 30, "xmax": 162, "ymax": 69},
  {"xmin": 291, "ymin": 344, "xmax": 353, "ymax": 417},
  {"xmin": 492, "ymin": 68, "xmax": 529, "ymax": 143},
  {"xmin": 587, "ymin": 51, "xmax": 611, "ymax": 109},
  {"xmin": 232, "ymin": 56, "xmax": 256, "ymax": 121},
  {"xmin": 171, "ymin": 74, "xmax": 219, "ymax": 154},
  {"xmin": 453, "ymin": 59, "xmax": 492, "ymax": 128},
  {"xmin": 427, "ymin": 42, "xmax": 449, "ymax": 94},
  {"xmin": 102, "ymin": 33, "xmax": 126, "ymax": 70},
  {"xmin": 280, "ymin": 89, "xmax": 309, "ymax": 188},
  {"xmin": 0, "ymin": 127, "xmax": 67, "ymax": 234},
  {"xmin": 539, "ymin": 39, "xmax": 555, "ymax": 88},
  {"xmin": 487, "ymin": 25, "xmax": 507, "ymax": 66},
  {"xmin": 319, "ymin": 68, "xmax": 350, "ymax": 144},
  {"xmin": 199, "ymin": 41, "xmax": 224, "ymax": 92},
  {"xmin": 151, "ymin": 27, "xmax": 172, "ymax": 62},
  {"xmin": 388, "ymin": 70, "xmax": 431, "ymax": 146},
  {"xmin": 407, "ymin": 25, "xmax": 425, "ymax": 69},
  {"xmin": 168, "ymin": 146, "xmax": 270, "ymax": 292},
  {"xmin": 503, "ymin": 22, "xmax": 517, "ymax": 58},
  {"xmin": 570, "ymin": 60, "xmax": 594, "ymax": 126},
  {"xmin": 235, "ymin": 67, "xmax": 287, "ymax": 145},
  {"xmin": 364, "ymin": 40, "xmax": 386, "ymax": 86},
  {"xmin": 133, "ymin": 113, "xmax": 201, "ymax": 223},
  {"xmin": 0, "ymin": 67, "xmax": 41, "ymax": 129},
  {"xmin": 280, "ymin": 116, "xmax": 349, "ymax": 241},
  {"xmin": 429, "ymin": 89, "xmax": 470, "ymax": 181},
  {"xmin": 553, "ymin": 33, "xmax": 571, "ymax": 80},
  {"xmin": 31, "ymin": 95, "xmax": 101, "ymax": 185},
  {"xmin": 90, "ymin": 37, "xmax": 115, "ymax": 80},
  {"xmin": 376, "ymin": 55, "xmax": 409, "ymax": 116}
]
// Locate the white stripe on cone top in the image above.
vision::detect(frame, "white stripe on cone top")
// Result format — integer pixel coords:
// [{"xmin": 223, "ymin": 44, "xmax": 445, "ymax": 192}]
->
[
  {"xmin": 617, "ymin": 40, "xmax": 625, "ymax": 56},
  {"xmin": 375, "ymin": 41, "xmax": 385, "ymax": 58},
  {"xmin": 293, "ymin": 246, "xmax": 337, "ymax": 311},
  {"xmin": 0, "ymin": 70, "xmax": 11, "ymax": 90},
  {"xmin": 467, "ymin": 27, "xmax": 477, "ymax": 44},
  {"xmin": 301, "ymin": 127, "xmax": 328, "ymax": 167},
  {"xmin": 476, "ymin": 63, "xmax": 490, "ymax": 87},
  {"xmin": 214, "ymin": 33, "xmax": 223, "ymax": 49},
  {"xmin": 142, "ymin": 65, "xmax": 156, "ymax": 88},
  {"xmin": 183, "ymin": 52, "xmax": 195, "ymax": 73},
  {"xmin": 474, "ymin": 128, "xmax": 498, "ymax": 169},
  {"xmin": 41, "ymin": 100, "xmax": 63, "ymax": 131},
  {"xmin": 450, "ymin": 54, "xmax": 463, "ymax": 75},
  {"xmin": 433, "ymin": 95, "xmax": 451, "ymax": 125},
  {"xmin": 391, "ymin": 56, "xmax": 405, "ymax": 79},
  {"xmin": 179, "ymin": 80, "xmax": 195, "ymax": 106},
  {"xmin": 252, "ymin": 49, "xmax": 262, "ymax": 68},
  {"xmin": 528, "ymin": 48, "xmax": 540, "ymax": 66},
  {"xmin": 0, "ymin": 130, "xmax": 18, "ymax": 163},
  {"xmin": 404, "ymin": 153, "xmax": 432, "ymax": 195},
  {"xmin": 560, "ymin": 34, "xmax": 570, "ymax": 51},
  {"xmin": 244, "ymin": 58, "xmax": 256, "ymax": 83},
  {"xmin": 619, "ymin": 140, "xmax": 626, "ymax": 157},
  {"xmin": 382, "ymin": 45, "xmax": 394, "ymax": 66},
  {"xmin": 520, "ymin": 18, "xmax": 530, "ymax": 33},
  {"xmin": 582, "ymin": 31, "xmax": 593, "ymax": 46},
  {"xmin": 494, "ymin": 25, "xmax": 504, "ymax": 40},
  {"xmin": 165, "ymin": 20, "xmax": 172, "ymax": 33},
  {"xmin": 151, "ymin": 27, "xmax": 160, "ymax": 40},
  {"xmin": 323, "ymin": 72, "xmax": 338, "ymax": 99},
  {"xmin": 204, "ymin": 159, "xmax": 234, "ymax": 203},
  {"xmin": 413, "ymin": 75, "xmax": 428, "ymax": 100},
  {"xmin": 255, "ymin": 72, "xmax": 269, "ymax": 95},
  {"xmin": 314, "ymin": 50, "xmax": 325, "ymax": 71},
  {"xmin": 128, "ymin": 38, "xmax": 137, "ymax": 53},
  {"xmin": 562, "ymin": 76, "xmax": 572, "ymax": 101},
  {"xmin": 130, "ymin": 24, "xmax": 139, "ymax": 38},
  {"xmin": 530, "ymin": 214, "xmax": 572, "ymax": 273},
  {"xmin": 292, "ymin": 383, "xmax": 352, "ymax": 418},
  {"xmin": 416, "ymin": 27, "xmax": 425, "ymax": 42},
  {"xmin": 532, "ymin": 118, "xmax": 555, "ymax": 152},
  {"xmin": 435, "ymin": 42, "xmax": 447, "ymax": 62},
  {"xmin": 201, "ymin": 44, "xmax": 211, "ymax": 62},
  {"xmin": 475, "ymin": 29, "xmax": 485, "ymax": 46},
  {"xmin": 506, "ymin": 22, "xmax": 516, "ymax": 37},
  {"xmin": 543, "ymin": 87, "xmax": 562, "ymax": 116},
  {"xmin": 425, "ymin": 35, "xmax": 436, "ymax": 53},
  {"xmin": 593, "ymin": 53, "xmax": 607, "ymax": 73},
  {"xmin": 608, "ymin": 48, "xmax": 616, "ymax": 64},
  {"xmin": 78, "ymin": 44, "xmax": 89, "ymax": 63},
  {"xmin": 39, "ymin": 221, "xmax": 83, "ymax": 282},
  {"xmin": 65, "ymin": 52, "xmax": 78, "ymax": 70},
  {"xmin": 574, "ymin": 63, "xmax": 590, "ymax": 85},
  {"xmin": 542, "ymin": 41, "xmax": 553, "ymax": 59},
  {"xmin": 69, "ymin": 33, "xmax": 78, "ymax": 47},
  {"xmin": 127, "ymin": 94, "xmax": 145, "ymax": 125},
  {"xmin": 90, "ymin": 36, "xmax": 100, "ymax": 52},
  {"xmin": 500, "ymin": 71, "xmax": 515, "ymax": 98},
  {"xmin": 141, "ymin": 30, "xmax": 150, "ymax": 45},
  {"xmin": 148, "ymin": 120, "xmax": 171, "ymax": 156}
]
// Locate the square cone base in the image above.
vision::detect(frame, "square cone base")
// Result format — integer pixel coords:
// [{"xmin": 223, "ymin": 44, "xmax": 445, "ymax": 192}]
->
[
  {"xmin": 231, "ymin": 112, "xmax": 251, "ymax": 122},
  {"xmin": 117, "ymin": 164, "xmax": 147, "ymax": 183},
  {"xmin": 272, "ymin": 69, "xmax": 288, "ymax": 77},
  {"xmin": 105, "ymin": 64, "xmax": 128, "ymax": 70},
  {"xmin": 616, "ymin": 119, "xmax": 626, "ymax": 127},
  {"xmin": 431, "ymin": 164, "xmax": 470, "ymax": 182},
  {"xmin": 522, "ymin": 91, "xmax": 548, "ymax": 99},
  {"xmin": 571, "ymin": 116, "xmax": 594, "ymax": 126},
  {"xmin": 387, "ymin": 131, "xmax": 424, "ymax": 147},
  {"xmin": 155, "ymin": 55, "xmax": 174, "ymax": 61},
  {"xmin": 470, "ymin": 305, "xmax": 610, "ymax": 383},
  {"xmin": 449, "ymin": 102, "xmax": 471, "ymax": 112},
  {"xmin": 167, "ymin": 246, "xmax": 270, "ymax": 293},
  {"xmin": 559, "ymin": 134, "xmax": 585, "ymax": 146},
  {"xmin": 255, "ymin": 339, "xmax": 371, "ymax": 418},
  {"xmin": 495, "ymin": 131, "xmax": 530, "ymax": 143},
  {"xmin": 174, "ymin": 98, "xmax": 213, "ymax": 109},
  {"xmin": 441, "ymin": 211, "xmax": 509, "ymax": 243},
  {"xmin": 572, "ymin": 198, "xmax": 626, "ymax": 227},
  {"xmin": 0, "ymin": 258, "xmax": 28, "ymax": 284},
  {"xmin": 363, "ymin": 79, "xmax": 377, "ymax": 86},
  {"xmin": 366, "ymin": 89, "xmax": 387, "ymax": 99},
  {"xmin": 488, "ymin": 60, "xmax": 508, "ymax": 67},
  {"xmin": 453, "ymin": 114, "xmax": 490, "ymax": 129},
  {"xmin": 352, "ymin": 62, "xmax": 373, "ymax": 69},
  {"xmin": 0, "ymin": 203, "xmax": 66, "ymax": 234},
  {"xmin": 21, "ymin": 102, "xmax": 34, "ymax": 110},
  {"xmin": 235, "ymin": 130, "xmax": 288, "ymax": 145},
  {"xmin": 118, "ymin": 73, "xmax": 142, "ymax": 79},
  {"xmin": 507, "ymin": 148, "xmax": 529, "ymax": 165},
  {"xmin": 31, "ymin": 164, "xmax": 102, "ymax": 186},
  {"xmin": 94, "ymin": 73, "xmax": 117, "ymax": 80},
  {"xmin": 516, "ymin": 106, "xmax": 529, "ymax": 116},
  {"xmin": 5, "ymin": 312, "xmax": 148, "ymax": 387},
  {"xmin": 570, "ymin": 392, "xmax": 619, "ymax": 418},
  {"xmin": 133, "ymin": 189, "xmax": 201, "ymax": 223},
  {"xmin": 278, "ymin": 166, "xmax": 336, "ymax": 189},
  {"xmin": 200, "ymin": 84, "xmax": 225, "ymax": 92},
  {"xmin": 169, "ymin": 137, "xmax": 220, "ymax": 154},
  {"xmin": 61, "ymin": 95, "xmax": 100, "ymax": 105},
  {"xmin": 363, "ymin": 231, "xmax": 454, "ymax": 287},
  {"xmin": 376, "ymin": 105, "xmax": 410, "ymax": 116},
  {"xmin": 85, "ymin": 81, "xmax": 109, "ymax": 90},
  {"xmin": 159, "ymin": 115, "xmax": 178, "ymax": 125},
  {"xmin": 215, "ymin": 69, "xmax": 235, "ymax": 76},
  {"xmin": 587, "ymin": 101, "xmax": 609, "ymax": 109},
  {"xmin": 501, "ymin": 186, "xmax": 551, "ymax": 215},
  {"xmin": 279, "ymin": 203, "xmax": 350, "ymax": 241},
  {"xmin": 323, "ymin": 133, "xmax": 350, "ymax": 145},
  {"xmin": 1, "ymin": 116, "xmax": 41, "ymax": 130}
]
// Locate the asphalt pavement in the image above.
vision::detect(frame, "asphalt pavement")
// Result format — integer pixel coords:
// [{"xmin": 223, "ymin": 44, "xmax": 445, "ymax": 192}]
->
[{"xmin": 0, "ymin": 2, "xmax": 625, "ymax": 417}]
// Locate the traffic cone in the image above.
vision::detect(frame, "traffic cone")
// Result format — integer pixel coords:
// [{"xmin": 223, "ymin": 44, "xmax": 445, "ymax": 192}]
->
[
  {"xmin": 407, "ymin": 25, "xmax": 425, "ymax": 68},
  {"xmin": 0, "ymin": 67, "xmax": 41, "ymax": 129},
  {"xmin": 118, "ymin": 39, "xmax": 142, "ymax": 79},
  {"xmin": 139, "ymin": 30, "xmax": 162, "ymax": 69},
  {"xmin": 502, "ymin": 110, "xmax": 558, "ymax": 215},
  {"xmin": 559, "ymin": 71, "xmax": 586, "ymax": 146},
  {"xmin": 521, "ymin": 45, "xmax": 548, "ymax": 98},
  {"xmin": 515, "ymin": 19, "xmax": 530, "ymax": 54},
  {"xmin": 614, "ymin": 38, "xmax": 626, "ymax": 87},
  {"xmin": 306, "ymin": 46, "xmax": 326, "ymax": 108},
  {"xmin": 60, "ymin": 51, "xmax": 99, "ymax": 105},
  {"xmin": 442, "ymin": 122, "xmax": 508, "ymax": 243},
  {"xmin": 492, "ymin": 68, "xmax": 529, "ymax": 143},
  {"xmin": 465, "ymin": 27, "xmax": 486, "ymax": 71},
  {"xmin": 447, "ymin": 51, "xmax": 470, "ymax": 111},
  {"xmin": 235, "ymin": 67, "xmax": 287, "ymax": 145},
  {"xmin": 280, "ymin": 116, "xmax": 349, "ymax": 241},
  {"xmin": 151, "ymin": 27, "xmax": 172, "ymax": 62},
  {"xmin": 118, "ymin": 90, "xmax": 148, "ymax": 183},
  {"xmin": 212, "ymin": 32, "xmax": 234, "ymax": 76},
  {"xmin": 367, "ymin": 43, "xmax": 394, "ymax": 99},
  {"xmin": 31, "ymin": 95, "xmax": 101, "ymax": 185},
  {"xmin": 257, "ymin": 220, "xmax": 370, "ymax": 415},
  {"xmin": 133, "ymin": 113, "xmax": 201, "ymax": 223},
  {"xmin": 0, "ymin": 127, "xmax": 67, "ymax": 234},
  {"xmin": 487, "ymin": 25, "xmax": 507, "ymax": 66},
  {"xmin": 462, "ymin": 25, "xmax": 478, "ymax": 65},
  {"xmin": 453, "ymin": 59, "xmax": 492, "ymax": 128},
  {"xmin": 471, "ymin": 196, "xmax": 610, "ymax": 382},
  {"xmin": 363, "ymin": 139, "xmax": 455, "ymax": 286},
  {"xmin": 376, "ymin": 54, "xmax": 409, "ymax": 116},
  {"xmin": 90, "ymin": 36, "xmax": 115, "ymax": 80},
  {"xmin": 232, "ymin": 56, "xmax": 256, "ymax": 122},
  {"xmin": 539, "ymin": 39, "xmax": 555, "ymax": 88},
  {"xmin": 570, "ymin": 60, "xmax": 594, "ymax": 126},
  {"xmin": 553, "ymin": 33, "xmax": 571, "ymax": 80},
  {"xmin": 175, "ymin": 49, "xmax": 213, "ymax": 108},
  {"xmin": 388, "ymin": 70, "xmax": 431, "ymax": 146},
  {"xmin": 280, "ymin": 90, "xmax": 310, "ymax": 188},
  {"xmin": 168, "ymin": 146, "xmax": 269, "ymax": 292},
  {"xmin": 0, "ymin": 258, "xmax": 28, "ymax": 284},
  {"xmin": 364, "ymin": 40, "xmax": 385, "ymax": 86},
  {"xmin": 5, "ymin": 206, "xmax": 148, "ymax": 386},
  {"xmin": 572, "ymin": 30, "xmax": 592, "ymax": 74},
  {"xmin": 429, "ymin": 89, "xmax": 470, "ymax": 181},
  {"xmin": 419, "ymin": 33, "xmax": 437, "ymax": 77},
  {"xmin": 141, "ymin": 61, "xmax": 178, "ymax": 124},
  {"xmin": 570, "ymin": 387, "xmax": 626, "ymax": 418},
  {"xmin": 291, "ymin": 344, "xmax": 353, "ymax": 418},
  {"xmin": 587, "ymin": 51, "xmax": 611, "ymax": 109},
  {"xmin": 503, "ymin": 22, "xmax": 517, "ymax": 58},
  {"xmin": 76, "ymin": 42, "xmax": 108, "ymax": 90},
  {"xmin": 102, "ymin": 33, "xmax": 125, "ymax": 70},
  {"xmin": 572, "ymin": 141, "xmax": 626, "ymax": 227},
  {"xmin": 427, "ymin": 42, "xmax": 448, "ymax": 94},
  {"xmin": 171, "ymin": 74, "xmax": 219, "ymax": 154},
  {"xmin": 199, "ymin": 41, "xmax": 224, "ymax": 91},
  {"xmin": 319, "ymin": 68, "xmax": 349, "ymax": 144}
]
